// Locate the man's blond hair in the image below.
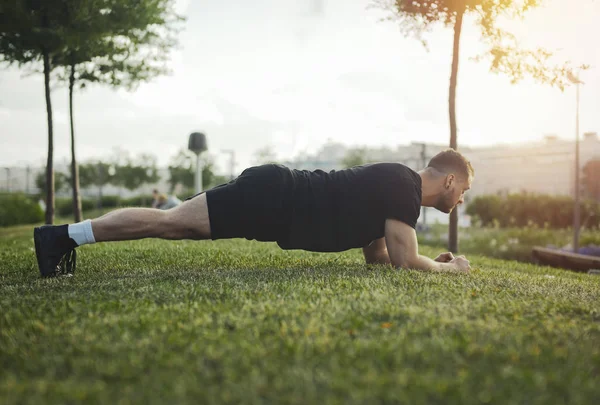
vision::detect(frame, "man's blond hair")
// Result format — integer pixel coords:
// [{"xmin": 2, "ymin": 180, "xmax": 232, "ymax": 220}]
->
[{"xmin": 427, "ymin": 149, "xmax": 474, "ymax": 180}]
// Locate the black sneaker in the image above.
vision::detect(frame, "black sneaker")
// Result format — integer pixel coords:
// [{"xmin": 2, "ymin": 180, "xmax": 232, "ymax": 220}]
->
[{"xmin": 33, "ymin": 225, "xmax": 79, "ymax": 277}]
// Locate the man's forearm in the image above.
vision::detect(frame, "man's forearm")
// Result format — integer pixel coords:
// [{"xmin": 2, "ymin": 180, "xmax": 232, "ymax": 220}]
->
[
  {"xmin": 364, "ymin": 251, "xmax": 451, "ymax": 271},
  {"xmin": 408, "ymin": 255, "xmax": 457, "ymax": 272}
]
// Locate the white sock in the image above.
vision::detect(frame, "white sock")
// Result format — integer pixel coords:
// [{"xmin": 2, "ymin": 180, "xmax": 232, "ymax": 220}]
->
[{"xmin": 68, "ymin": 219, "xmax": 96, "ymax": 246}]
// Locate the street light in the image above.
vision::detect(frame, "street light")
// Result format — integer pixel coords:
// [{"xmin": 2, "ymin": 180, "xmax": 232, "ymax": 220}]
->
[
  {"xmin": 188, "ymin": 132, "xmax": 208, "ymax": 193},
  {"xmin": 567, "ymin": 71, "xmax": 584, "ymax": 253}
]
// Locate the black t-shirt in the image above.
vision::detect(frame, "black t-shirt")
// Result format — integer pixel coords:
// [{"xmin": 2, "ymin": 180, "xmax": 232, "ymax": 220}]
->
[{"xmin": 277, "ymin": 163, "xmax": 422, "ymax": 252}]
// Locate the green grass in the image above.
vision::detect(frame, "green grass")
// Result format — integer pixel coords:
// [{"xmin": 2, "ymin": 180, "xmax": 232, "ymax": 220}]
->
[{"xmin": 1, "ymin": 224, "xmax": 599, "ymax": 405}]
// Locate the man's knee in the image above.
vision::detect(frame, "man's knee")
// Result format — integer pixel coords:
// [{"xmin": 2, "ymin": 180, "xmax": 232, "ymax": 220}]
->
[{"xmin": 162, "ymin": 200, "xmax": 210, "ymax": 240}]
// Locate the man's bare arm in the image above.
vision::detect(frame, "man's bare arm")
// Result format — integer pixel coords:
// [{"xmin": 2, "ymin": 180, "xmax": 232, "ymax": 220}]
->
[
  {"xmin": 362, "ymin": 237, "xmax": 391, "ymax": 265},
  {"xmin": 384, "ymin": 219, "xmax": 470, "ymax": 273}
]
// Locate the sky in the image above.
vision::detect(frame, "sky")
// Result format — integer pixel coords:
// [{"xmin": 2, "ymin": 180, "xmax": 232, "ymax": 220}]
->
[{"xmin": 0, "ymin": 0, "xmax": 598, "ymax": 174}]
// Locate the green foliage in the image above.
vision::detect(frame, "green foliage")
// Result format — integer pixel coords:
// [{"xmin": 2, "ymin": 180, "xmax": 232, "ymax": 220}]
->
[
  {"xmin": 341, "ymin": 148, "xmax": 369, "ymax": 169},
  {"xmin": 580, "ymin": 234, "xmax": 600, "ymax": 247},
  {"xmin": 0, "ymin": 193, "xmax": 44, "ymax": 227},
  {"xmin": 1, "ymin": 0, "xmax": 184, "ymax": 87},
  {"xmin": 201, "ymin": 157, "xmax": 223, "ymax": 191},
  {"xmin": 99, "ymin": 195, "xmax": 119, "ymax": 208},
  {"xmin": 0, "ymin": 227, "xmax": 599, "ymax": 403},
  {"xmin": 374, "ymin": 0, "xmax": 588, "ymax": 90},
  {"xmin": 167, "ymin": 149, "xmax": 194, "ymax": 192},
  {"xmin": 52, "ymin": 0, "xmax": 184, "ymax": 90},
  {"xmin": 120, "ymin": 194, "xmax": 154, "ymax": 207},
  {"xmin": 55, "ymin": 195, "xmax": 128, "ymax": 216},
  {"xmin": 0, "ymin": 0, "xmax": 72, "ymax": 224},
  {"xmin": 168, "ymin": 150, "xmax": 227, "ymax": 192},
  {"xmin": 421, "ymin": 224, "xmax": 600, "ymax": 263},
  {"xmin": 466, "ymin": 193, "xmax": 600, "ymax": 229},
  {"xmin": 0, "ymin": 0, "xmax": 64, "ymax": 67},
  {"xmin": 55, "ymin": 197, "xmax": 95, "ymax": 216},
  {"xmin": 112, "ymin": 154, "xmax": 160, "ymax": 191},
  {"xmin": 78, "ymin": 162, "xmax": 115, "ymax": 189},
  {"xmin": 35, "ymin": 170, "xmax": 69, "ymax": 196},
  {"xmin": 1, "ymin": 1, "xmax": 184, "ymax": 224}
]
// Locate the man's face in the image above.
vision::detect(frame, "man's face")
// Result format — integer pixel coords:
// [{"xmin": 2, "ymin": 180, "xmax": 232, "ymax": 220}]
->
[{"xmin": 434, "ymin": 175, "xmax": 471, "ymax": 214}]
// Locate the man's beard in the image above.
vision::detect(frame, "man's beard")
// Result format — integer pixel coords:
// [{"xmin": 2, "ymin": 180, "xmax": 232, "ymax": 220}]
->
[{"xmin": 434, "ymin": 192, "xmax": 456, "ymax": 214}]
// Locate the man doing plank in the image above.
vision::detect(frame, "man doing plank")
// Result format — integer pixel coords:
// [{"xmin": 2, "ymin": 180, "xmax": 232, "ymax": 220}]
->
[{"xmin": 34, "ymin": 149, "xmax": 473, "ymax": 277}]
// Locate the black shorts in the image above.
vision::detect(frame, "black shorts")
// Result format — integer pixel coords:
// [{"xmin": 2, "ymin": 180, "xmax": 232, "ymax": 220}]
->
[{"xmin": 186, "ymin": 164, "xmax": 293, "ymax": 243}]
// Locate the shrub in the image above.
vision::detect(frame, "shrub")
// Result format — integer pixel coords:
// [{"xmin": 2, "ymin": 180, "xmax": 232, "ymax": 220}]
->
[
  {"xmin": 120, "ymin": 195, "xmax": 154, "ymax": 207},
  {"xmin": 467, "ymin": 193, "xmax": 600, "ymax": 230},
  {"xmin": 55, "ymin": 198, "xmax": 95, "ymax": 217},
  {"xmin": 419, "ymin": 224, "xmax": 599, "ymax": 263},
  {"xmin": 0, "ymin": 193, "xmax": 44, "ymax": 227},
  {"xmin": 101, "ymin": 195, "xmax": 120, "ymax": 208}
]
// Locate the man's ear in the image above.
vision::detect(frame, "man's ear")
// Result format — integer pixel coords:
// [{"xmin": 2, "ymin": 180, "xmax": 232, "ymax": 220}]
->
[{"xmin": 445, "ymin": 174, "xmax": 455, "ymax": 189}]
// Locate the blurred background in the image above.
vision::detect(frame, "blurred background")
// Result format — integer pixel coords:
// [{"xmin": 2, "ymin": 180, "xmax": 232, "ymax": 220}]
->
[{"xmin": 1, "ymin": 0, "xmax": 599, "ymax": 261}]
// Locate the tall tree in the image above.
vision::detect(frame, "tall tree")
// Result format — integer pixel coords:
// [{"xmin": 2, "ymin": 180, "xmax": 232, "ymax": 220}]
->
[
  {"xmin": 52, "ymin": 0, "xmax": 183, "ymax": 222},
  {"xmin": 375, "ymin": 0, "xmax": 587, "ymax": 252},
  {"xmin": 78, "ymin": 161, "xmax": 115, "ymax": 207},
  {"xmin": 35, "ymin": 170, "xmax": 69, "ymax": 196},
  {"xmin": 168, "ymin": 150, "xmax": 195, "ymax": 193},
  {"xmin": 0, "ymin": 0, "xmax": 64, "ymax": 224},
  {"xmin": 112, "ymin": 153, "xmax": 160, "ymax": 193}
]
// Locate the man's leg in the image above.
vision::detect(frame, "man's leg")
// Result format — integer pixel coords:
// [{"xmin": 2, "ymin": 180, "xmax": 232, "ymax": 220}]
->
[
  {"xmin": 34, "ymin": 193, "xmax": 212, "ymax": 277},
  {"xmin": 91, "ymin": 192, "xmax": 211, "ymax": 242}
]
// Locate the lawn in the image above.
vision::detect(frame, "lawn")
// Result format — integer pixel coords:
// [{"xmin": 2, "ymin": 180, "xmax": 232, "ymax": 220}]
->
[{"xmin": 1, "ymin": 223, "xmax": 599, "ymax": 404}]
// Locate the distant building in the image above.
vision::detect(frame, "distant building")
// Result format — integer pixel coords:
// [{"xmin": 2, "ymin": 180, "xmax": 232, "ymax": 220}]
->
[
  {"xmin": 282, "ymin": 134, "xmax": 600, "ymax": 200},
  {"xmin": 278, "ymin": 134, "xmax": 600, "ymax": 225},
  {"xmin": 464, "ymin": 132, "xmax": 600, "ymax": 198},
  {"xmin": 3, "ymin": 132, "xmax": 599, "ymax": 211},
  {"xmin": 283, "ymin": 141, "xmax": 476, "ymax": 172}
]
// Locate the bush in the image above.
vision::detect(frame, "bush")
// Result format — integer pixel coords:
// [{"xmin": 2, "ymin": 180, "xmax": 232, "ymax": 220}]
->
[
  {"xmin": 465, "ymin": 195, "xmax": 502, "ymax": 226},
  {"xmin": 100, "ymin": 195, "xmax": 120, "ymax": 208},
  {"xmin": 55, "ymin": 198, "xmax": 95, "ymax": 217},
  {"xmin": 120, "ymin": 194, "xmax": 154, "ymax": 207},
  {"xmin": 0, "ymin": 193, "xmax": 44, "ymax": 227},
  {"xmin": 466, "ymin": 193, "xmax": 600, "ymax": 230},
  {"xmin": 580, "ymin": 234, "xmax": 600, "ymax": 246},
  {"xmin": 419, "ymin": 224, "xmax": 599, "ymax": 263}
]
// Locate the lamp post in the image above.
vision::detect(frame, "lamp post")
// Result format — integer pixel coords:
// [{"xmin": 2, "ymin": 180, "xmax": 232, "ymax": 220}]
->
[
  {"xmin": 188, "ymin": 132, "xmax": 208, "ymax": 193},
  {"xmin": 567, "ymin": 71, "xmax": 584, "ymax": 253}
]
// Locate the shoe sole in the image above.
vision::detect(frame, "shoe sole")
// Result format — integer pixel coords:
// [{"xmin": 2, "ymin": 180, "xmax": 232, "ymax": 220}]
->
[
  {"xmin": 33, "ymin": 227, "xmax": 54, "ymax": 277},
  {"xmin": 33, "ymin": 228, "xmax": 42, "ymax": 272},
  {"xmin": 33, "ymin": 227, "xmax": 42, "ymax": 275}
]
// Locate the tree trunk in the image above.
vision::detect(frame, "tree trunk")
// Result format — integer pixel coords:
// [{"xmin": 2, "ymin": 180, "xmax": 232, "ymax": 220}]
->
[
  {"xmin": 448, "ymin": 7, "xmax": 464, "ymax": 254},
  {"xmin": 69, "ymin": 62, "xmax": 83, "ymax": 222},
  {"xmin": 43, "ymin": 48, "xmax": 55, "ymax": 225}
]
